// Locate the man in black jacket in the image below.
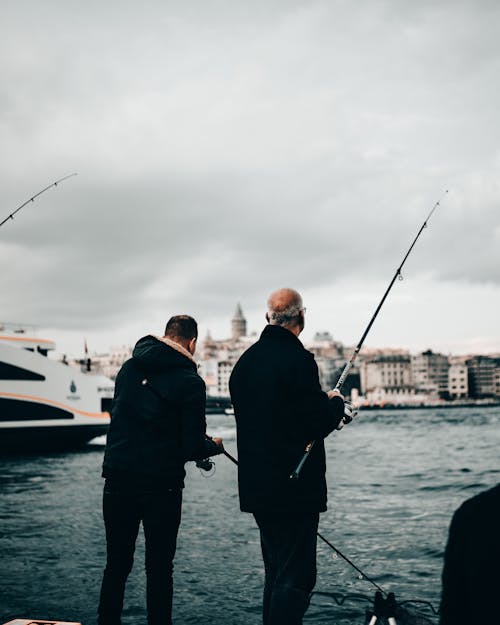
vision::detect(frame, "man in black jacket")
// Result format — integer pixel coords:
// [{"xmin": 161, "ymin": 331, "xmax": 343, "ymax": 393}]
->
[
  {"xmin": 98, "ymin": 315, "xmax": 223, "ymax": 625},
  {"xmin": 440, "ymin": 482, "xmax": 500, "ymax": 625},
  {"xmin": 229, "ymin": 288, "xmax": 346, "ymax": 625}
]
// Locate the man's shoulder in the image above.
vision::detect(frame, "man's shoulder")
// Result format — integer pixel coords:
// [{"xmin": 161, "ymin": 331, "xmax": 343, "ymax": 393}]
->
[
  {"xmin": 115, "ymin": 357, "xmax": 139, "ymax": 381},
  {"xmin": 461, "ymin": 483, "xmax": 500, "ymax": 512},
  {"xmin": 178, "ymin": 367, "xmax": 206, "ymax": 393},
  {"xmin": 454, "ymin": 483, "xmax": 500, "ymax": 527},
  {"xmin": 172, "ymin": 361, "xmax": 203, "ymax": 381}
]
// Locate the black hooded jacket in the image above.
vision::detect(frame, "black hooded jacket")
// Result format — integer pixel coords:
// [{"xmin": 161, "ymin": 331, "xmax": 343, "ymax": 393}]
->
[
  {"xmin": 440, "ymin": 483, "xmax": 500, "ymax": 625},
  {"xmin": 102, "ymin": 335, "xmax": 221, "ymax": 488},
  {"xmin": 229, "ymin": 324, "xmax": 344, "ymax": 513}
]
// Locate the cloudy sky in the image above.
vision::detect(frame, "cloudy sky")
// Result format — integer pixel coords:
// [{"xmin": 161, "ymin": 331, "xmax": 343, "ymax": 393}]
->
[{"xmin": 1, "ymin": 0, "xmax": 499, "ymax": 358}]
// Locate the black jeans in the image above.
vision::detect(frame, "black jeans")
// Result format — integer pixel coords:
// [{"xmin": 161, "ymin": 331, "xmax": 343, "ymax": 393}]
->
[
  {"xmin": 97, "ymin": 478, "xmax": 182, "ymax": 625},
  {"xmin": 253, "ymin": 511, "xmax": 319, "ymax": 625}
]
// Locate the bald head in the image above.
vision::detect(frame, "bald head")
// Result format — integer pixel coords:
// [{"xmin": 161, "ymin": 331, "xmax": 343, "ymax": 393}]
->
[{"xmin": 266, "ymin": 288, "xmax": 305, "ymax": 335}]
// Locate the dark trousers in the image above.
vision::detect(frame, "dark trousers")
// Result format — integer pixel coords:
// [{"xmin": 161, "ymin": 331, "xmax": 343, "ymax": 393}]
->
[
  {"xmin": 97, "ymin": 478, "xmax": 182, "ymax": 625},
  {"xmin": 253, "ymin": 511, "xmax": 319, "ymax": 625}
]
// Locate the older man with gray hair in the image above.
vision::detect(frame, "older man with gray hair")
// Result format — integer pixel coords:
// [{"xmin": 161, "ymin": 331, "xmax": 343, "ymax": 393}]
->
[{"xmin": 229, "ymin": 288, "xmax": 345, "ymax": 625}]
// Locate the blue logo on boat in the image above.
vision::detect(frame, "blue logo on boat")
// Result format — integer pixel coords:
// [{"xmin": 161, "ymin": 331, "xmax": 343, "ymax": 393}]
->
[{"xmin": 70, "ymin": 380, "xmax": 77, "ymax": 393}]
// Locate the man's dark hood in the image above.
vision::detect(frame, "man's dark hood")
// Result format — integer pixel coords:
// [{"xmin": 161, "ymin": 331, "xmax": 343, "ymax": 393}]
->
[{"xmin": 132, "ymin": 335, "xmax": 196, "ymax": 373}]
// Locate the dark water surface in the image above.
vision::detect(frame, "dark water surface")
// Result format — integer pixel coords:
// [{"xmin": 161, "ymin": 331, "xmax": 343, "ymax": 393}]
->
[{"xmin": 1, "ymin": 407, "xmax": 499, "ymax": 624}]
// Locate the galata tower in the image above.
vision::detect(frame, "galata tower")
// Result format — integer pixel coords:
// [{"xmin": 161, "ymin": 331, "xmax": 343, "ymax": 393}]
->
[{"xmin": 231, "ymin": 302, "xmax": 247, "ymax": 340}]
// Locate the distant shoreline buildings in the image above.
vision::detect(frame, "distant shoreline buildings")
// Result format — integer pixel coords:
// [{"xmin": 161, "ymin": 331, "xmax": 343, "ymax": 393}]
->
[{"xmin": 87, "ymin": 304, "xmax": 500, "ymax": 406}]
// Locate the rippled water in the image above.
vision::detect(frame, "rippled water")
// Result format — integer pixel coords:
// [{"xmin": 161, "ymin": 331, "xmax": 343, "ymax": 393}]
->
[{"xmin": 1, "ymin": 407, "xmax": 499, "ymax": 625}]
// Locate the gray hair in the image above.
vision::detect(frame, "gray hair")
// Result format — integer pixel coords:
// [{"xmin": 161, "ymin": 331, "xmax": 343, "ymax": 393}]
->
[{"xmin": 268, "ymin": 306, "xmax": 303, "ymax": 325}]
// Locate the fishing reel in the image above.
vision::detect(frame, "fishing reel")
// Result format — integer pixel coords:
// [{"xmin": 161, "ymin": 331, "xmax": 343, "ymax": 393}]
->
[
  {"xmin": 195, "ymin": 457, "xmax": 216, "ymax": 477},
  {"xmin": 336, "ymin": 400, "xmax": 358, "ymax": 430}
]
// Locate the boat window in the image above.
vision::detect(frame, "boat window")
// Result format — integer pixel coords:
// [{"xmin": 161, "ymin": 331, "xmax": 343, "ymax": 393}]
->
[
  {"xmin": 0, "ymin": 362, "xmax": 46, "ymax": 381},
  {"xmin": 0, "ymin": 398, "xmax": 73, "ymax": 420}
]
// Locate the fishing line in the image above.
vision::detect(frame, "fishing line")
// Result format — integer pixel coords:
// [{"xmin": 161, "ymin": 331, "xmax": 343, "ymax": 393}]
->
[
  {"xmin": 1, "ymin": 173, "xmax": 77, "ymax": 228},
  {"xmin": 200, "ymin": 436, "xmax": 391, "ymax": 599},
  {"xmin": 317, "ymin": 531, "xmax": 386, "ymax": 594}
]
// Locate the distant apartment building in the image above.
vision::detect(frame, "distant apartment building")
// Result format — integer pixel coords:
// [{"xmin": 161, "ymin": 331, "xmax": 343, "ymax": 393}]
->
[
  {"xmin": 217, "ymin": 360, "xmax": 233, "ymax": 397},
  {"xmin": 448, "ymin": 362, "xmax": 468, "ymax": 399},
  {"xmin": 495, "ymin": 366, "xmax": 500, "ymax": 397},
  {"xmin": 308, "ymin": 332, "xmax": 344, "ymax": 360},
  {"xmin": 308, "ymin": 332, "xmax": 352, "ymax": 392},
  {"xmin": 411, "ymin": 350, "xmax": 449, "ymax": 398},
  {"xmin": 199, "ymin": 304, "xmax": 255, "ymax": 397},
  {"xmin": 198, "ymin": 358, "xmax": 218, "ymax": 396},
  {"xmin": 466, "ymin": 355, "xmax": 497, "ymax": 398},
  {"xmin": 360, "ymin": 353, "xmax": 415, "ymax": 404},
  {"xmin": 86, "ymin": 345, "xmax": 132, "ymax": 380},
  {"xmin": 199, "ymin": 338, "xmax": 247, "ymax": 397},
  {"xmin": 315, "ymin": 356, "xmax": 337, "ymax": 390}
]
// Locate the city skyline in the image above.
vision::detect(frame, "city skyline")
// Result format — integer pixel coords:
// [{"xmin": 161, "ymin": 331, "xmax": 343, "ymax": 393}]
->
[
  {"xmin": 43, "ymin": 300, "xmax": 500, "ymax": 361},
  {"xmin": 80, "ymin": 304, "xmax": 499, "ymax": 402}
]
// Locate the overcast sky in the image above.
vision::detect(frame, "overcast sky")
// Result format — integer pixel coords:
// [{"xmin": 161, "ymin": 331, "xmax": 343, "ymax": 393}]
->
[{"xmin": 1, "ymin": 0, "xmax": 499, "ymax": 358}]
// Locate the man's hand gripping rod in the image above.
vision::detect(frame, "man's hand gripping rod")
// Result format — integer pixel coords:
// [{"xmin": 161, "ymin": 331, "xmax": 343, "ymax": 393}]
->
[{"xmin": 290, "ymin": 192, "xmax": 447, "ymax": 480}]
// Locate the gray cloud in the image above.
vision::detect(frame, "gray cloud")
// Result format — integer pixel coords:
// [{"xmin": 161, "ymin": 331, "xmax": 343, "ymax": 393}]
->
[{"xmin": 1, "ymin": 0, "xmax": 500, "ymax": 351}]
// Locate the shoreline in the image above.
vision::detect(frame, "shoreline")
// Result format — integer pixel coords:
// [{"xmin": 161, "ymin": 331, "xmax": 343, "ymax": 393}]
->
[{"xmin": 357, "ymin": 400, "xmax": 500, "ymax": 411}]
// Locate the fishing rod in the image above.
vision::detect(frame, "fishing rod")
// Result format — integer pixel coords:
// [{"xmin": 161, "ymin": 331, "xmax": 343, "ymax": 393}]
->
[
  {"xmin": 290, "ymin": 191, "xmax": 448, "ymax": 480},
  {"xmin": 199, "ymin": 435, "xmax": 238, "ymax": 470},
  {"xmin": 0, "ymin": 173, "xmax": 77, "ymax": 228}
]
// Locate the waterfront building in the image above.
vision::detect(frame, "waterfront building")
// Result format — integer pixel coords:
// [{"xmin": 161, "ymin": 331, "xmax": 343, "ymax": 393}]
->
[
  {"xmin": 360, "ymin": 353, "xmax": 415, "ymax": 404},
  {"xmin": 198, "ymin": 358, "xmax": 218, "ymax": 396},
  {"xmin": 199, "ymin": 304, "xmax": 256, "ymax": 397},
  {"xmin": 411, "ymin": 350, "xmax": 450, "ymax": 398},
  {"xmin": 315, "ymin": 356, "xmax": 341, "ymax": 390},
  {"xmin": 307, "ymin": 332, "xmax": 358, "ymax": 394},
  {"xmin": 448, "ymin": 362, "xmax": 468, "ymax": 399},
  {"xmin": 217, "ymin": 360, "xmax": 233, "ymax": 396},
  {"xmin": 308, "ymin": 332, "xmax": 344, "ymax": 359},
  {"xmin": 466, "ymin": 355, "xmax": 497, "ymax": 398}
]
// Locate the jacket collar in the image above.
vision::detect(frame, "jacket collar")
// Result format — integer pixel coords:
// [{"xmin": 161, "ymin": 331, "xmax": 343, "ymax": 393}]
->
[
  {"xmin": 260, "ymin": 324, "xmax": 302, "ymax": 345},
  {"xmin": 156, "ymin": 336, "xmax": 195, "ymax": 363}
]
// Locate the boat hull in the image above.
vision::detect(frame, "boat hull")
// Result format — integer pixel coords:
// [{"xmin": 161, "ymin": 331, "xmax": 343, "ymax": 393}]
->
[{"xmin": 0, "ymin": 422, "xmax": 109, "ymax": 453}]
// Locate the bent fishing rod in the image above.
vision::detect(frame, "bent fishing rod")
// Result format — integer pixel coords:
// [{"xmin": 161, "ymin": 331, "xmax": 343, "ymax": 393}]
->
[
  {"xmin": 290, "ymin": 191, "xmax": 448, "ymax": 480},
  {"xmin": 0, "ymin": 173, "xmax": 77, "ymax": 228}
]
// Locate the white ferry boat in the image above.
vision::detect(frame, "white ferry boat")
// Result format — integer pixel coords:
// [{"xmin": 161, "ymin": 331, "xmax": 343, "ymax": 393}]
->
[{"xmin": 0, "ymin": 323, "xmax": 113, "ymax": 452}]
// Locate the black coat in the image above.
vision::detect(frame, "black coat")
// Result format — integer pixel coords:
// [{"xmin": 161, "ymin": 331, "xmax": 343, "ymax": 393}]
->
[
  {"xmin": 102, "ymin": 335, "xmax": 221, "ymax": 488},
  {"xmin": 229, "ymin": 324, "xmax": 344, "ymax": 513},
  {"xmin": 440, "ymin": 483, "xmax": 500, "ymax": 625}
]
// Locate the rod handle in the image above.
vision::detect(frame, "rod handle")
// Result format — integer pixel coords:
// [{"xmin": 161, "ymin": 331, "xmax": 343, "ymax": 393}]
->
[{"xmin": 289, "ymin": 441, "xmax": 315, "ymax": 479}]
